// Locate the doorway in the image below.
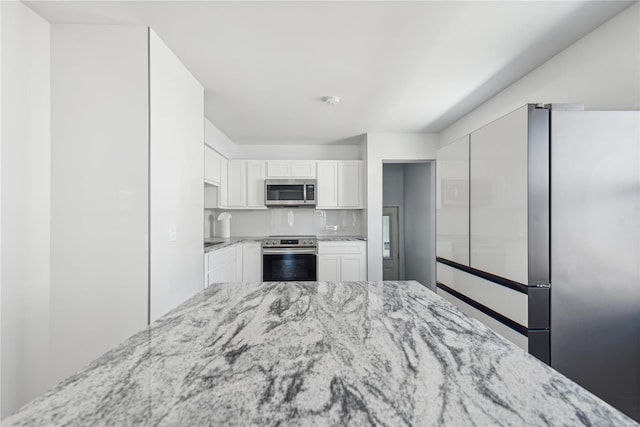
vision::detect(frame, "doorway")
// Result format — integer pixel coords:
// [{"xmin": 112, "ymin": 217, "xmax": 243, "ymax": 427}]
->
[
  {"xmin": 382, "ymin": 162, "xmax": 435, "ymax": 289},
  {"xmin": 383, "ymin": 207, "xmax": 400, "ymax": 280}
]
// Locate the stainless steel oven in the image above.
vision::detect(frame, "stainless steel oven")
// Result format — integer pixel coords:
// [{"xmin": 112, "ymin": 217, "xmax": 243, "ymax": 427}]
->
[{"xmin": 262, "ymin": 236, "xmax": 317, "ymax": 281}]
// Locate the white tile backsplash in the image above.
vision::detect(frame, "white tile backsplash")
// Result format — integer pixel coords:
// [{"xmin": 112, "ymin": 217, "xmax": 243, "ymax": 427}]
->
[{"xmin": 206, "ymin": 208, "xmax": 363, "ymax": 237}]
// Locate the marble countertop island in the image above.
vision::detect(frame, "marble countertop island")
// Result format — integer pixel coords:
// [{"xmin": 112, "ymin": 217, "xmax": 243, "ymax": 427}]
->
[{"xmin": 4, "ymin": 281, "xmax": 636, "ymax": 426}]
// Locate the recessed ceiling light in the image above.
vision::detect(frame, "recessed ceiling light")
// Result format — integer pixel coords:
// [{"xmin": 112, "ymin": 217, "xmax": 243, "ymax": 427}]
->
[{"xmin": 322, "ymin": 96, "xmax": 341, "ymax": 105}]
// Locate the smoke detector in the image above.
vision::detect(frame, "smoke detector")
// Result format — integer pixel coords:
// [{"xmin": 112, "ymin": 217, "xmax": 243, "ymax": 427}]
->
[{"xmin": 322, "ymin": 96, "xmax": 341, "ymax": 105}]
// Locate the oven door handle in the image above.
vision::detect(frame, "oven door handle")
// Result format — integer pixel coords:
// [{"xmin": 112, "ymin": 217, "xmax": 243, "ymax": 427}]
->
[{"xmin": 262, "ymin": 248, "xmax": 318, "ymax": 255}]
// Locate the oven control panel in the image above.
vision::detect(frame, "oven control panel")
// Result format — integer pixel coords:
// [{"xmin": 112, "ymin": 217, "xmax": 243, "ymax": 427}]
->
[{"xmin": 262, "ymin": 236, "xmax": 317, "ymax": 248}]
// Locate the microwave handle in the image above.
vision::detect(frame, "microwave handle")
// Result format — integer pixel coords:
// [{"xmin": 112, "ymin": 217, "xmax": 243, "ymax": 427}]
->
[{"xmin": 303, "ymin": 183, "xmax": 307, "ymax": 203}]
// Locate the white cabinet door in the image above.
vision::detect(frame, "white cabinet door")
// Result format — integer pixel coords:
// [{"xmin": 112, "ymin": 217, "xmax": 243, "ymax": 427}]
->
[
  {"xmin": 227, "ymin": 160, "xmax": 247, "ymax": 207},
  {"xmin": 219, "ymin": 157, "xmax": 228, "ymax": 208},
  {"xmin": 318, "ymin": 255, "xmax": 341, "ymax": 281},
  {"xmin": 436, "ymin": 135, "xmax": 470, "ymax": 265},
  {"xmin": 316, "ymin": 161, "xmax": 338, "ymax": 208},
  {"xmin": 209, "ymin": 246, "xmax": 238, "ymax": 284},
  {"xmin": 204, "ymin": 146, "xmax": 221, "ymax": 185},
  {"xmin": 340, "ymin": 255, "xmax": 366, "ymax": 281},
  {"xmin": 470, "ymin": 106, "xmax": 528, "ymax": 284},
  {"xmin": 242, "ymin": 242, "xmax": 262, "ymax": 282},
  {"xmin": 338, "ymin": 161, "xmax": 362, "ymax": 208},
  {"xmin": 290, "ymin": 161, "xmax": 316, "ymax": 178},
  {"xmin": 211, "ymin": 262, "xmax": 236, "ymax": 284},
  {"xmin": 235, "ymin": 245, "xmax": 243, "ymax": 281},
  {"xmin": 266, "ymin": 161, "xmax": 291, "ymax": 177},
  {"xmin": 246, "ymin": 161, "xmax": 266, "ymax": 208},
  {"xmin": 266, "ymin": 160, "xmax": 316, "ymax": 178}
]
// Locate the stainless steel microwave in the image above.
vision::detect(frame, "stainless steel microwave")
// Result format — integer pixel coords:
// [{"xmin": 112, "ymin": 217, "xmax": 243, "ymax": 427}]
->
[{"xmin": 265, "ymin": 179, "xmax": 316, "ymax": 207}]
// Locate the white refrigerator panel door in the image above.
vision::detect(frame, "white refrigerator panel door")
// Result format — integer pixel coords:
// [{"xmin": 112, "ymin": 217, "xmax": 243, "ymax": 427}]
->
[
  {"xmin": 470, "ymin": 106, "xmax": 528, "ymax": 284},
  {"xmin": 436, "ymin": 135, "xmax": 470, "ymax": 265}
]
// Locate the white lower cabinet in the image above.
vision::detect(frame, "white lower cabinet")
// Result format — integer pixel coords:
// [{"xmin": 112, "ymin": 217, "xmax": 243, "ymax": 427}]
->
[
  {"xmin": 242, "ymin": 242, "xmax": 262, "ymax": 282},
  {"xmin": 318, "ymin": 241, "xmax": 367, "ymax": 281},
  {"xmin": 205, "ymin": 245, "xmax": 238, "ymax": 286},
  {"xmin": 204, "ymin": 242, "xmax": 261, "ymax": 286},
  {"xmin": 318, "ymin": 255, "xmax": 340, "ymax": 281}
]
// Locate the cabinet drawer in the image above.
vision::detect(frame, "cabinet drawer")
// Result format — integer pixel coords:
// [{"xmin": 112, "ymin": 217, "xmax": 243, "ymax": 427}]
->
[
  {"xmin": 318, "ymin": 241, "xmax": 365, "ymax": 255},
  {"xmin": 436, "ymin": 261, "xmax": 528, "ymax": 327}
]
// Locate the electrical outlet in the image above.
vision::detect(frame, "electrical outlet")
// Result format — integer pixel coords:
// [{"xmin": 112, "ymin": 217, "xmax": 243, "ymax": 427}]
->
[{"xmin": 169, "ymin": 224, "xmax": 177, "ymax": 241}]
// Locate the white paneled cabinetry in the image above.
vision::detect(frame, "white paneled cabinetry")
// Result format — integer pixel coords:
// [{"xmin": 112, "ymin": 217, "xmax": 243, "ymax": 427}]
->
[
  {"xmin": 219, "ymin": 157, "xmax": 228, "ymax": 208},
  {"xmin": 246, "ymin": 161, "xmax": 266, "ymax": 208},
  {"xmin": 204, "ymin": 242, "xmax": 261, "ymax": 287},
  {"xmin": 318, "ymin": 241, "xmax": 367, "ymax": 281},
  {"xmin": 435, "ymin": 105, "xmax": 549, "ymax": 360},
  {"xmin": 204, "ymin": 146, "xmax": 223, "ymax": 185},
  {"xmin": 226, "ymin": 160, "xmax": 267, "ymax": 209},
  {"xmin": 227, "ymin": 161, "xmax": 247, "ymax": 207},
  {"xmin": 266, "ymin": 160, "xmax": 316, "ymax": 178},
  {"xmin": 470, "ymin": 106, "xmax": 529, "ymax": 284},
  {"xmin": 242, "ymin": 242, "xmax": 262, "ymax": 282},
  {"xmin": 316, "ymin": 161, "xmax": 363, "ymax": 209},
  {"xmin": 205, "ymin": 158, "xmax": 364, "ymax": 211},
  {"xmin": 436, "ymin": 135, "xmax": 469, "ymax": 265}
]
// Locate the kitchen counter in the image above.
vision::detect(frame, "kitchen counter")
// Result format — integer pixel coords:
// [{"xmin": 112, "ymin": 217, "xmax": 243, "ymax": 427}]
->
[
  {"xmin": 4, "ymin": 281, "xmax": 635, "ymax": 426},
  {"xmin": 205, "ymin": 235, "xmax": 367, "ymax": 252},
  {"xmin": 204, "ymin": 236, "xmax": 262, "ymax": 253},
  {"xmin": 316, "ymin": 235, "xmax": 367, "ymax": 242}
]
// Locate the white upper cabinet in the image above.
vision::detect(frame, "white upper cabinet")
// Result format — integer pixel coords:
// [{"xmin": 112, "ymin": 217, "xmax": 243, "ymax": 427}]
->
[
  {"xmin": 317, "ymin": 160, "xmax": 363, "ymax": 209},
  {"xmin": 436, "ymin": 135, "xmax": 470, "ymax": 265},
  {"xmin": 470, "ymin": 105, "xmax": 528, "ymax": 284},
  {"xmin": 266, "ymin": 160, "xmax": 316, "ymax": 178},
  {"xmin": 226, "ymin": 160, "xmax": 266, "ymax": 209},
  {"xmin": 246, "ymin": 161, "xmax": 266, "ymax": 208},
  {"xmin": 219, "ymin": 157, "xmax": 228, "ymax": 208},
  {"xmin": 204, "ymin": 145, "xmax": 222, "ymax": 185},
  {"xmin": 227, "ymin": 160, "xmax": 247, "ymax": 208},
  {"xmin": 316, "ymin": 161, "xmax": 338, "ymax": 207},
  {"xmin": 337, "ymin": 161, "xmax": 362, "ymax": 208}
]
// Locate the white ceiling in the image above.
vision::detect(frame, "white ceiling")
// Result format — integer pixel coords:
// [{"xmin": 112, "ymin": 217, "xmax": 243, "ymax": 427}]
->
[{"xmin": 27, "ymin": 1, "xmax": 634, "ymax": 145}]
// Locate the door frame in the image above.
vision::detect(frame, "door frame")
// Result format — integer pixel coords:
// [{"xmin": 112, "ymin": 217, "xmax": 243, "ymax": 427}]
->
[{"xmin": 383, "ymin": 205, "xmax": 404, "ymax": 280}]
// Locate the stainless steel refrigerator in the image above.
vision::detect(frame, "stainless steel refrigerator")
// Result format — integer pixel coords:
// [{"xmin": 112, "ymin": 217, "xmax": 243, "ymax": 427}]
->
[{"xmin": 550, "ymin": 110, "xmax": 639, "ymax": 421}]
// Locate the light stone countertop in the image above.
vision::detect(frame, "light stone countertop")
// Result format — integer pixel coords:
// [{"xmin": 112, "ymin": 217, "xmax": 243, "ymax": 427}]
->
[
  {"xmin": 205, "ymin": 235, "xmax": 367, "ymax": 253},
  {"xmin": 3, "ymin": 281, "xmax": 636, "ymax": 426}
]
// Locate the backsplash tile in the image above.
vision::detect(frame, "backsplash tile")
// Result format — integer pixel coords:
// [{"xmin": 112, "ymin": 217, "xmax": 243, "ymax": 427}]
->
[{"xmin": 205, "ymin": 208, "xmax": 363, "ymax": 238}]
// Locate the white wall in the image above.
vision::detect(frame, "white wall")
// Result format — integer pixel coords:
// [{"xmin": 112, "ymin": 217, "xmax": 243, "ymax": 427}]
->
[
  {"xmin": 205, "ymin": 118, "xmax": 236, "ymax": 159},
  {"xmin": 440, "ymin": 3, "xmax": 640, "ymax": 146},
  {"xmin": 366, "ymin": 133, "xmax": 439, "ymax": 281},
  {"xmin": 149, "ymin": 30, "xmax": 204, "ymax": 322},
  {"xmin": 50, "ymin": 25, "xmax": 149, "ymax": 385},
  {"xmin": 382, "ymin": 164, "xmax": 404, "ymax": 208},
  {"xmin": 0, "ymin": 1, "xmax": 51, "ymax": 416},
  {"xmin": 403, "ymin": 163, "xmax": 436, "ymax": 290}
]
